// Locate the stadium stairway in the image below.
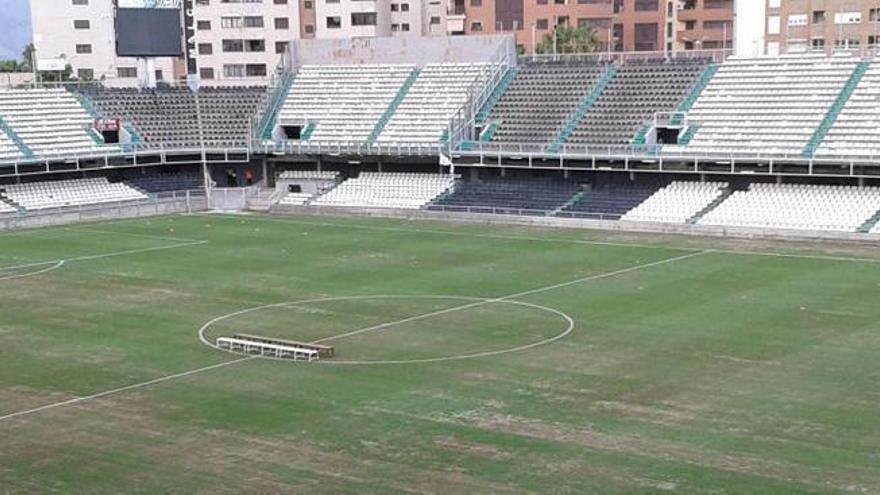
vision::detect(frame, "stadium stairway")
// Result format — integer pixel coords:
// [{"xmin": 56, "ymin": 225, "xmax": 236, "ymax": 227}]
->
[
  {"xmin": 687, "ymin": 186, "xmax": 734, "ymax": 224},
  {"xmin": 366, "ymin": 68, "xmax": 422, "ymax": 145},
  {"xmin": 857, "ymin": 207, "xmax": 880, "ymax": 233},
  {"xmin": 802, "ymin": 61, "xmax": 870, "ymax": 159},
  {"xmin": 258, "ymin": 71, "xmax": 295, "ymax": 141},
  {"xmin": 474, "ymin": 66, "xmax": 518, "ymax": 126},
  {"xmin": 672, "ymin": 63, "xmax": 718, "ymax": 126},
  {"xmin": 547, "ymin": 65, "xmax": 617, "ymax": 153},
  {"xmin": 246, "ymin": 188, "xmax": 277, "ymax": 212},
  {"xmin": 0, "ymin": 116, "xmax": 34, "ymax": 159}
]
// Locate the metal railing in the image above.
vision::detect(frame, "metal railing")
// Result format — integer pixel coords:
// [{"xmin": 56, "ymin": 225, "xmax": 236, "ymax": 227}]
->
[
  {"xmin": 0, "ymin": 189, "xmax": 205, "ymax": 219},
  {"xmin": 425, "ymin": 204, "xmax": 621, "ymax": 220}
]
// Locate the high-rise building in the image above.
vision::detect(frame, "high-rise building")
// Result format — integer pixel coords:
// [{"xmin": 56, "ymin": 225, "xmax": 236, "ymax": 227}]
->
[
  {"xmin": 461, "ymin": 0, "xmax": 733, "ymax": 55},
  {"xmin": 764, "ymin": 0, "xmax": 880, "ymax": 55}
]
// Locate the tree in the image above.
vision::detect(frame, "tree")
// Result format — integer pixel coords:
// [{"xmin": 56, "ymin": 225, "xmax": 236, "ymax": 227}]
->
[
  {"xmin": 0, "ymin": 60, "xmax": 18, "ymax": 73},
  {"xmin": 20, "ymin": 43, "xmax": 34, "ymax": 72},
  {"xmin": 535, "ymin": 25, "xmax": 600, "ymax": 55}
]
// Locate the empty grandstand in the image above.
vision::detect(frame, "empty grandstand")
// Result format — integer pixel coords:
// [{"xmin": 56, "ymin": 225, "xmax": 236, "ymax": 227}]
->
[
  {"xmin": 483, "ymin": 62, "xmax": 606, "ymax": 145},
  {"xmin": 622, "ymin": 181, "xmax": 728, "ymax": 224},
  {"xmin": 83, "ymin": 86, "xmax": 265, "ymax": 149},
  {"xmin": 815, "ymin": 58, "xmax": 880, "ymax": 159},
  {"xmin": 567, "ymin": 58, "xmax": 708, "ymax": 147},
  {"xmin": 429, "ymin": 176, "xmax": 581, "ymax": 214},
  {"xmin": 669, "ymin": 54, "xmax": 861, "ymax": 156},
  {"xmin": 311, "ymin": 172, "xmax": 455, "ymax": 209},
  {"xmin": 561, "ymin": 183, "xmax": 662, "ymax": 219},
  {"xmin": 698, "ymin": 183, "xmax": 880, "ymax": 232},
  {"xmin": 0, "ymin": 88, "xmax": 117, "ymax": 158},
  {"xmin": 276, "ymin": 65, "xmax": 417, "ymax": 144},
  {"xmin": 0, "ymin": 178, "xmax": 146, "ymax": 211}
]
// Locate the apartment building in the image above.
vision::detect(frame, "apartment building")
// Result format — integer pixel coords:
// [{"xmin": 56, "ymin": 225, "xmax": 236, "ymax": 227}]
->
[
  {"xmin": 764, "ymin": 0, "xmax": 880, "ymax": 55},
  {"xmin": 30, "ymin": 0, "xmax": 179, "ymax": 85},
  {"xmin": 190, "ymin": 0, "xmax": 301, "ymax": 82},
  {"xmin": 462, "ymin": 0, "xmax": 733, "ymax": 54}
]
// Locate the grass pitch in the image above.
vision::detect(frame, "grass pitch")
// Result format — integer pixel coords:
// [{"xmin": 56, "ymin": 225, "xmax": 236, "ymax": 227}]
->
[{"xmin": 1, "ymin": 213, "xmax": 880, "ymax": 493}]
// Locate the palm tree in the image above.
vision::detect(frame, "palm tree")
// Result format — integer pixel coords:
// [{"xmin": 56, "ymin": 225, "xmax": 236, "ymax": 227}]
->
[{"xmin": 535, "ymin": 25, "xmax": 600, "ymax": 55}]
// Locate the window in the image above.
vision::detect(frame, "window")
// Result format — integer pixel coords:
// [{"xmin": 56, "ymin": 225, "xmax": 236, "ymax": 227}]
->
[
  {"xmin": 197, "ymin": 20, "xmax": 211, "ymax": 30},
  {"xmin": 684, "ymin": 20, "xmax": 696, "ymax": 30},
  {"xmin": 768, "ymin": 0, "xmax": 780, "ymax": 7},
  {"xmin": 704, "ymin": 20, "xmax": 730, "ymax": 30},
  {"xmin": 634, "ymin": 0, "xmax": 657, "ymax": 10},
  {"xmin": 304, "ymin": 24, "xmax": 315, "ymax": 33},
  {"xmin": 391, "ymin": 3, "xmax": 399, "ymax": 11},
  {"xmin": 244, "ymin": 16, "xmax": 264, "ymax": 27},
  {"xmin": 245, "ymin": 39, "xmax": 265, "ymax": 52},
  {"xmin": 634, "ymin": 22, "xmax": 657, "ymax": 51},
  {"xmin": 222, "ymin": 39, "xmax": 244, "ymax": 52},
  {"xmin": 117, "ymin": 67, "xmax": 137, "ymax": 78},
  {"xmin": 246, "ymin": 64, "xmax": 267, "ymax": 77},
  {"xmin": 471, "ymin": 21, "xmax": 483, "ymax": 31},
  {"xmin": 401, "ymin": 3, "xmax": 409, "ymax": 11},
  {"xmin": 275, "ymin": 17, "xmax": 289, "ymax": 29},
  {"xmin": 77, "ymin": 68, "xmax": 93, "ymax": 80},
  {"xmin": 196, "ymin": 0, "xmax": 209, "ymax": 4},
  {"xmin": 430, "ymin": 16, "xmax": 441, "ymax": 24},
  {"xmin": 223, "ymin": 64, "xmax": 244, "ymax": 78},
  {"xmin": 326, "ymin": 16, "xmax": 342, "ymax": 29},
  {"xmin": 812, "ymin": 10, "xmax": 825, "ymax": 24},
  {"xmin": 200, "ymin": 68, "xmax": 215, "ymax": 80},
  {"xmin": 787, "ymin": 14, "xmax": 807, "ymax": 27},
  {"xmin": 352, "ymin": 13, "xmax": 377, "ymax": 26},
  {"xmin": 401, "ymin": 23, "xmax": 410, "ymax": 31},
  {"xmin": 75, "ymin": 44, "xmax": 92, "ymax": 54},
  {"xmin": 557, "ymin": 16, "xmax": 569, "ymax": 26},
  {"xmin": 536, "ymin": 18, "xmax": 548, "ymax": 29},
  {"xmin": 72, "ymin": 0, "xmax": 88, "ymax": 5},
  {"xmin": 537, "ymin": 0, "xmax": 548, "ymax": 5},
  {"xmin": 275, "ymin": 41, "xmax": 289, "ymax": 54},
  {"xmin": 767, "ymin": 16, "xmax": 780, "ymax": 35},
  {"xmin": 871, "ymin": 9, "xmax": 880, "ymax": 22},
  {"xmin": 304, "ymin": 0, "xmax": 313, "ymax": 7},
  {"xmin": 73, "ymin": 19, "xmax": 90, "ymax": 29},
  {"xmin": 274, "ymin": 0, "xmax": 288, "ymax": 3},
  {"xmin": 471, "ymin": 0, "xmax": 481, "ymax": 6},
  {"xmin": 811, "ymin": 38, "xmax": 825, "ymax": 49},
  {"xmin": 155, "ymin": 70, "xmax": 163, "ymax": 81},
  {"xmin": 222, "ymin": 16, "xmax": 242, "ymax": 28},
  {"xmin": 834, "ymin": 12, "xmax": 861, "ymax": 24},
  {"xmin": 198, "ymin": 43, "xmax": 213, "ymax": 55}
]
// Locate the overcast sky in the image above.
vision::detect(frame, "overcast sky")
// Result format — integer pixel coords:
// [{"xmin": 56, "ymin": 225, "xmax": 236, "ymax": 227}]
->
[{"xmin": 0, "ymin": 0, "xmax": 32, "ymax": 61}]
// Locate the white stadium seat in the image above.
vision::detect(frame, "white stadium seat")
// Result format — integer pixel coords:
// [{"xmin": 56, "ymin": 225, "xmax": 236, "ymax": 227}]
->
[
  {"xmin": 311, "ymin": 172, "xmax": 456, "ymax": 209},
  {"xmin": 698, "ymin": 183, "xmax": 880, "ymax": 232},
  {"xmin": 0, "ymin": 177, "xmax": 147, "ymax": 211},
  {"xmin": 622, "ymin": 181, "xmax": 728, "ymax": 224}
]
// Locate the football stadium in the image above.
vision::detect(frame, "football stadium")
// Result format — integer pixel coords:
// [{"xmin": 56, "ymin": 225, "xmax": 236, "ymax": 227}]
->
[{"xmin": 3, "ymin": 0, "xmax": 880, "ymax": 492}]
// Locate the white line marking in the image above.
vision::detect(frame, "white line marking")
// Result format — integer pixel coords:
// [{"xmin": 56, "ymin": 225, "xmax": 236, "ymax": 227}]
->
[
  {"xmin": 203, "ymin": 213, "xmax": 880, "ymax": 264},
  {"xmin": 0, "ymin": 357, "xmax": 253, "ymax": 423},
  {"xmin": 1, "ymin": 250, "xmax": 706, "ymax": 422},
  {"xmin": 313, "ymin": 250, "xmax": 711, "ymax": 344},
  {"xmin": 0, "ymin": 241, "xmax": 207, "ymax": 281},
  {"xmin": 199, "ymin": 295, "xmax": 575, "ymax": 365},
  {"xmin": 0, "ymin": 261, "xmax": 65, "ymax": 281}
]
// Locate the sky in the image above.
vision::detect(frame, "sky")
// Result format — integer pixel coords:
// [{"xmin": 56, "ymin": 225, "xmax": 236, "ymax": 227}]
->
[{"xmin": 0, "ymin": 0, "xmax": 32, "ymax": 62}]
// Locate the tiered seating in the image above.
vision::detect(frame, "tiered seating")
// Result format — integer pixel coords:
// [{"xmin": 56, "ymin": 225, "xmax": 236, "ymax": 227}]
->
[
  {"xmin": 0, "ymin": 88, "xmax": 116, "ymax": 157},
  {"xmin": 622, "ymin": 181, "xmax": 728, "ymax": 223},
  {"xmin": 699, "ymin": 183, "xmax": 880, "ymax": 232},
  {"xmin": 816, "ymin": 60, "xmax": 880, "ymax": 158},
  {"xmin": 0, "ymin": 131, "xmax": 22, "ymax": 161},
  {"xmin": 377, "ymin": 63, "xmax": 493, "ymax": 144},
  {"xmin": 671, "ymin": 54, "xmax": 860, "ymax": 155},
  {"xmin": 278, "ymin": 170, "xmax": 339, "ymax": 180},
  {"xmin": 312, "ymin": 172, "xmax": 455, "ymax": 209},
  {"xmin": 429, "ymin": 177, "xmax": 580, "ymax": 213},
  {"xmin": 487, "ymin": 62, "xmax": 606, "ymax": 144},
  {"xmin": 278, "ymin": 65, "xmax": 415, "ymax": 144},
  {"xmin": 569, "ymin": 59, "xmax": 708, "ymax": 146},
  {"xmin": 0, "ymin": 200, "xmax": 16, "ymax": 214},
  {"xmin": 0, "ymin": 177, "xmax": 147, "ymax": 211},
  {"xmin": 121, "ymin": 168, "xmax": 203, "ymax": 193},
  {"xmin": 562, "ymin": 183, "xmax": 661, "ymax": 218},
  {"xmin": 84, "ymin": 86, "xmax": 265, "ymax": 148}
]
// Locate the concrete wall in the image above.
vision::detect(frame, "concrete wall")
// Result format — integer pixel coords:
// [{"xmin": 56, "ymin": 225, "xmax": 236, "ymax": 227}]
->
[
  {"xmin": 291, "ymin": 34, "xmax": 515, "ymax": 67},
  {"xmin": 0, "ymin": 196, "xmax": 206, "ymax": 231}
]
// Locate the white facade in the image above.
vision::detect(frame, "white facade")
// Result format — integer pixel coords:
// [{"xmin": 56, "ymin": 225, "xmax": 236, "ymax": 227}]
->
[
  {"xmin": 30, "ymin": 0, "xmax": 178, "ymax": 85},
  {"xmin": 314, "ymin": 0, "xmax": 448, "ymax": 39},
  {"xmin": 190, "ymin": 0, "xmax": 301, "ymax": 83},
  {"xmin": 733, "ymin": 0, "xmax": 765, "ymax": 57}
]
